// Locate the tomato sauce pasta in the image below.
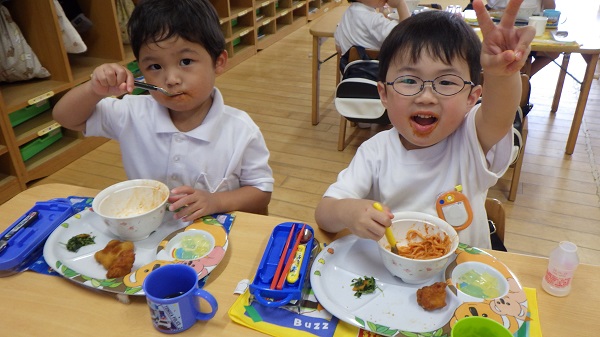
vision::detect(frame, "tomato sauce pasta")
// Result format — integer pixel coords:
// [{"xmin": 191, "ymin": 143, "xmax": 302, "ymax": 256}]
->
[{"xmin": 395, "ymin": 229, "xmax": 451, "ymax": 260}]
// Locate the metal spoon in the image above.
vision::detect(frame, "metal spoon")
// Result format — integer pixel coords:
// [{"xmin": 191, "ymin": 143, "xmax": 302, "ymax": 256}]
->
[
  {"xmin": 133, "ymin": 80, "xmax": 182, "ymax": 96},
  {"xmin": 299, "ymin": 228, "xmax": 313, "ymax": 244}
]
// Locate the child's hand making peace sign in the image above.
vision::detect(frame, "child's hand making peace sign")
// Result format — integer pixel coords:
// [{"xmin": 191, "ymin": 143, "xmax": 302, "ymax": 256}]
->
[{"xmin": 473, "ymin": 0, "xmax": 536, "ymax": 76}]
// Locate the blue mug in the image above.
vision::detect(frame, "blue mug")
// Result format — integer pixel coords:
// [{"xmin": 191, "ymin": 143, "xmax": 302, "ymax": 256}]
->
[{"xmin": 143, "ymin": 264, "xmax": 218, "ymax": 334}]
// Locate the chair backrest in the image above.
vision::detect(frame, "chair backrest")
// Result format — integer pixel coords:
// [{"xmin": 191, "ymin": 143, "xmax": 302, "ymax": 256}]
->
[
  {"xmin": 334, "ymin": 46, "xmax": 389, "ymax": 123},
  {"xmin": 485, "ymin": 198, "xmax": 505, "ymax": 243},
  {"xmin": 339, "ymin": 45, "xmax": 379, "ymax": 73},
  {"xmin": 348, "ymin": 47, "xmax": 379, "ymax": 62}
]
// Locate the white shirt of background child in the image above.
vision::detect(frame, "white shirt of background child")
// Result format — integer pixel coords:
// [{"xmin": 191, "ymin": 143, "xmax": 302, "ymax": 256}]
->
[{"xmin": 334, "ymin": 2, "xmax": 399, "ymax": 56}]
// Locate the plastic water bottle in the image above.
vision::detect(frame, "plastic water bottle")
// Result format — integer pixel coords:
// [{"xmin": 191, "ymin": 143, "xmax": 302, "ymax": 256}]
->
[{"xmin": 541, "ymin": 241, "xmax": 579, "ymax": 297}]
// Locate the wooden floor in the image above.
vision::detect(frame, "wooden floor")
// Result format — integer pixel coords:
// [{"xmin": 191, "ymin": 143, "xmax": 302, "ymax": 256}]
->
[{"xmin": 31, "ymin": 16, "xmax": 600, "ymax": 266}]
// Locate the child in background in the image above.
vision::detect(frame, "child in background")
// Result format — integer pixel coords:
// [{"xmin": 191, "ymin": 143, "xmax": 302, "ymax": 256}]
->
[
  {"xmin": 315, "ymin": 0, "xmax": 535, "ymax": 249},
  {"xmin": 335, "ymin": 0, "xmax": 411, "ymax": 70},
  {"xmin": 53, "ymin": 0, "xmax": 274, "ymax": 221}
]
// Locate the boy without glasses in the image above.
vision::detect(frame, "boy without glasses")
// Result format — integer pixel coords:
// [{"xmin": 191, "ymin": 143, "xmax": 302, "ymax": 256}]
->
[
  {"xmin": 53, "ymin": 0, "xmax": 274, "ymax": 221},
  {"xmin": 315, "ymin": 0, "xmax": 535, "ymax": 249}
]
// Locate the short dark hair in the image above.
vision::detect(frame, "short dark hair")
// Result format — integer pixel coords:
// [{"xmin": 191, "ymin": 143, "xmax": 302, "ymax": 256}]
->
[
  {"xmin": 128, "ymin": 0, "xmax": 225, "ymax": 64},
  {"xmin": 378, "ymin": 11, "xmax": 482, "ymax": 85}
]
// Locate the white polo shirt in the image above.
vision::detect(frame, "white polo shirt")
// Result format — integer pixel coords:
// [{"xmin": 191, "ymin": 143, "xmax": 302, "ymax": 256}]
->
[
  {"xmin": 334, "ymin": 2, "xmax": 399, "ymax": 56},
  {"xmin": 85, "ymin": 88, "xmax": 274, "ymax": 193},
  {"xmin": 323, "ymin": 105, "xmax": 513, "ymax": 249}
]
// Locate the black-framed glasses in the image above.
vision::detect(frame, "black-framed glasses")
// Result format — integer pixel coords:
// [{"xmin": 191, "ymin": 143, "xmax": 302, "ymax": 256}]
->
[{"xmin": 385, "ymin": 74, "xmax": 475, "ymax": 96}]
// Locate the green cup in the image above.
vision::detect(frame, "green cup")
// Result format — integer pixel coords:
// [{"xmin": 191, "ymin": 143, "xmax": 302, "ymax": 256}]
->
[{"xmin": 451, "ymin": 317, "xmax": 513, "ymax": 337}]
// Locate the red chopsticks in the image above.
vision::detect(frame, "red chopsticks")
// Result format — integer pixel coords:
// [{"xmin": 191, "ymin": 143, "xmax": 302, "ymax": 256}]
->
[
  {"xmin": 270, "ymin": 223, "xmax": 296, "ymax": 289},
  {"xmin": 276, "ymin": 224, "xmax": 306, "ymax": 290}
]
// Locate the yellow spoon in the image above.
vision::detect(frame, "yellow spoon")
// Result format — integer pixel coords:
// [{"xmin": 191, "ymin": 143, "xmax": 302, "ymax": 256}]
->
[{"xmin": 373, "ymin": 202, "xmax": 398, "ymax": 254}]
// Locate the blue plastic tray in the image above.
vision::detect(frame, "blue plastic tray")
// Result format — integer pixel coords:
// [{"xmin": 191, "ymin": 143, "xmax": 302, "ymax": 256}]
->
[
  {"xmin": 249, "ymin": 222, "xmax": 315, "ymax": 307},
  {"xmin": 0, "ymin": 199, "xmax": 75, "ymax": 277}
]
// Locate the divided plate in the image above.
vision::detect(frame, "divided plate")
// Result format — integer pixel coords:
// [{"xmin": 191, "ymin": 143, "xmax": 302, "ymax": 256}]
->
[{"xmin": 43, "ymin": 208, "xmax": 228, "ymax": 295}]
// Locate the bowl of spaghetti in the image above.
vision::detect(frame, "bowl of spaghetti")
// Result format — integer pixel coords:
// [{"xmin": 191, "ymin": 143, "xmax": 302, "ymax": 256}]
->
[{"xmin": 377, "ymin": 212, "xmax": 459, "ymax": 284}]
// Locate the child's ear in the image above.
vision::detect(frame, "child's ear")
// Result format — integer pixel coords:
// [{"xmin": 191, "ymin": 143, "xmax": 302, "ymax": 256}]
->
[
  {"xmin": 214, "ymin": 50, "xmax": 228, "ymax": 74},
  {"xmin": 467, "ymin": 84, "xmax": 482, "ymax": 108},
  {"xmin": 378, "ymin": 81, "xmax": 389, "ymax": 108}
]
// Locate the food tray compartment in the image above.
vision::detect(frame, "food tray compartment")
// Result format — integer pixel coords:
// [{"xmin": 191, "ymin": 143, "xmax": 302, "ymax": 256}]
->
[
  {"xmin": 249, "ymin": 222, "xmax": 314, "ymax": 307},
  {"xmin": 0, "ymin": 200, "xmax": 74, "ymax": 277}
]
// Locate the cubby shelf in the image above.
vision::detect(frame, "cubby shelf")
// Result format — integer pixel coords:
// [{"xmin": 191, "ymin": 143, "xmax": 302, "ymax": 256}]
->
[{"xmin": 307, "ymin": 0, "xmax": 342, "ymax": 21}]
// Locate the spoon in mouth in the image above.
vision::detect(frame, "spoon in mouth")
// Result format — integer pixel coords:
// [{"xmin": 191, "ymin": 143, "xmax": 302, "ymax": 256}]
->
[{"xmin": 134, "ymin": 80, "xmax": 182, "ymax": 96}]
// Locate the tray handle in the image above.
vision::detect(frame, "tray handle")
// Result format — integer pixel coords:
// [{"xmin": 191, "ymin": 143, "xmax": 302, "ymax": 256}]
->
[{"xmin": 253, "ymin": 291, "xmax": 295, "ymax": 307}]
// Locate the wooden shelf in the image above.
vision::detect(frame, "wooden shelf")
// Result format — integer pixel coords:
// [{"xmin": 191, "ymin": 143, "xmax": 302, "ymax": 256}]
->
[
  {"xmin": 23, "ymin": 136, "xmax": 108, "ymax": 183},
  {"xmin": 307, "ymin": 0, "xmax": 342, "ymax": 21},
  {"xmin": 0, "ymin": 175, "xmax": 21, "ymax": 205},
  {"xmin": 0, "ymin": 0, "xmax": 119, "ymax": 203}
]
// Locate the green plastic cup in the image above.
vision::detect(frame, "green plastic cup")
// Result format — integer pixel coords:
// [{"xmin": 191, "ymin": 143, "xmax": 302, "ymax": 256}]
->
[{"xmin": 451, "ymin": 316, "xmax": 513, "ymax": 337}]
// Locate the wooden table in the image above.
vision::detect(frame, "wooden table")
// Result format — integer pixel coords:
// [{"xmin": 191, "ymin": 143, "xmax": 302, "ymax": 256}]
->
[
  {"xmin": 533, "ymin": 39, "xmax": 600, "ymax": 155},
  {"xmin": 309, "ymin": 8, "xmax": 600, "ymax": 155},
  {"xmin": 309, "ymin": 5, "xmax": 346, "ymax": 126},
  {"xmin": 2, "ymin": 183, "xmax": 600, "ymax": 336}
]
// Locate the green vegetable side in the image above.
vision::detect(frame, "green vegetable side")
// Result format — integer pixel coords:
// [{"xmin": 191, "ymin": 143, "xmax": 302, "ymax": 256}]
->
[
  {"xmin": 65, "ymin": 233, "xmax": 96, "ymax": 252},
  {"xmin": 351, "ymin": 276, "xmax": 381, "ymax": 298}
]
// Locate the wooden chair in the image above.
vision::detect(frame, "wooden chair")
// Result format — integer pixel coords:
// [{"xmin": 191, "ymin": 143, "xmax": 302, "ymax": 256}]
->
[
  {"xmin": 336, "ymin": 47, "xmax": 385, "ymax": 151},
  {"xmin": 485, "ymin": 197, "xmax": 505, "ymax": 243},
  {"xmin": 507, "ymin": 73, "xmax": 530, "ymax": 201},
  {"xmin": 481, "ymin": 73, "xmax": 530, "ymax": 201}
]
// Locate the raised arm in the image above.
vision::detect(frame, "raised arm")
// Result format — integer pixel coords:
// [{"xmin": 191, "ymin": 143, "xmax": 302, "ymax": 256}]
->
[
  {"xmin": 53, "ymin": 63, "xmax": 135, "ymax": 132},
  {"xmin": 472, "ymin": 0, "xmax": 535, "ymax": 154},
  {"xmin": 388, "ymin": 0, "xmax": 411, "ymax": 21}
]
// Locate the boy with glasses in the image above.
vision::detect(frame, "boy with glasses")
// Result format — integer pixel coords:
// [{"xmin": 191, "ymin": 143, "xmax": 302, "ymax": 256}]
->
[{"xmin": 315, "ymin": 0, "xmax": 535, "ymax": 249}]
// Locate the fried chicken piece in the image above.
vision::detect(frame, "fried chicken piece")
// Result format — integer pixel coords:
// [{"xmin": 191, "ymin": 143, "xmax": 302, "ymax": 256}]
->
[
  {"xmin": 94, "ymin": 240, "xmax": 135, "ymax": 277},
  {"xmin": 416, "ymin": 282, "xmax": 448, "ymax": 311},
  {"xmin": 106, "ymin": 249, "xmax": 136, "ymax": 278}
]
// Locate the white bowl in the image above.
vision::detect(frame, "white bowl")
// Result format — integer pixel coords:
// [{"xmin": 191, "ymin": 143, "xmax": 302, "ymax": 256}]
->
[
  {"xmin": 377, "ymin": 212, "xmax": 459, "ymax": 284},
  {"xmin": 450, "ymin": 261, "xmax": 509, "ymax": 302},
  {"xmin": 164, "ymin": 230, "xmax": 215, "ymax": 260},
  {"xmin": 92, "ymin": 179, "xmax": 169, "ymax": 241}
]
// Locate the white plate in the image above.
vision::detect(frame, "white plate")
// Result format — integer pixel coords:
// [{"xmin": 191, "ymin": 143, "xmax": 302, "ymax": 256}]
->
[
  {"xmin": 43, "ymin": 208, "xmax": 228, "ymax": 296},
  {"xmin": 310, "ymin": 235, "xmax": 528, "ymax": 336}
]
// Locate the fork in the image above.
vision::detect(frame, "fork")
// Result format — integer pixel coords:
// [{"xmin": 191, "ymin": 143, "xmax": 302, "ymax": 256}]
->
[{"xmin": 134, "ymin": 80, "xmax": 181, "ymax": 96}]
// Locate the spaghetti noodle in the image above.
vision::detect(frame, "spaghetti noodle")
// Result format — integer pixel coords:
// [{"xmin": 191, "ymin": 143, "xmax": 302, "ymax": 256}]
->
[{"xmin": 395, "ymin": 229, "xmax": 451, "ymax": 260}]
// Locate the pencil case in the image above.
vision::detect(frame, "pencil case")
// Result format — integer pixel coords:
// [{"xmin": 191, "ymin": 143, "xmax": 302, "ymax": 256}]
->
[{"xmin": 249, "ymin": 222, "xmax": 315, "ymax": 307}]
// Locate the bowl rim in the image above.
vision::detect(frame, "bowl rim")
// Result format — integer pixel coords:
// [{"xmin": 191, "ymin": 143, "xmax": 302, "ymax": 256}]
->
[
  {"xmin": 378, "ymin": 212, "xmax": 459, "ymax": 262},
  {"xmin": 164, "ymin": 229, "xmax": 216, "ymax": 261},
  {"xmin": 451, "ymin": 261, "xmax": 510, "ymax": 300},
  {"xmin": 92, "ymin": 179, "xmax": 169, "ymax": 219}
]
